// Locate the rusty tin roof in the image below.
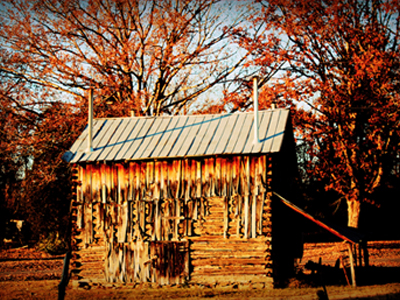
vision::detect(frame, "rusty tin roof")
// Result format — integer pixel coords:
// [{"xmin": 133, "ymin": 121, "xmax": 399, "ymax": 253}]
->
[{"xmin": 63, "ymin": 108, "xmax": 290, "ymax": 163}]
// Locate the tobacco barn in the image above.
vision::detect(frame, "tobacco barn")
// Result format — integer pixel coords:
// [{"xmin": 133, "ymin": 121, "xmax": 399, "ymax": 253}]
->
[{"xmin": 63, "ymin": 107, "xmax": 303, "ymax": 288}]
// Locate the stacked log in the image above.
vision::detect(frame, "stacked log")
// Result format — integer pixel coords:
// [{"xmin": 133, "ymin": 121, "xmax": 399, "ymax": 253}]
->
[
  {"xmin": 189, "ymin": 237, "xmax": 273, "ymax": 287},
  {"xmin": 70, "ymin": 154, "xmax": 276, "ymax": 286}
]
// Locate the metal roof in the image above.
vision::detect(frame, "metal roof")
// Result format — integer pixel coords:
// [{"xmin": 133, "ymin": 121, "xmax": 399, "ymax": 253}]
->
[{"xmin": 63, "ymin": 108, "xmax": 290, "ymax": 163}]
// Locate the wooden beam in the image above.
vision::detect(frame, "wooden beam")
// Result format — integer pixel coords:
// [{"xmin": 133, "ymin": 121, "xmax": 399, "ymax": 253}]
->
[
  {"xmin": 274, "ymin": 192, "xmax": 359, "ymax": 244},
  {"xmin": 347, "ymin": 242, "xmax": 356, "ymax": 287},
  {"xmin": 244, "ymin": 156, "xmax": 250, "ymax": 239}
]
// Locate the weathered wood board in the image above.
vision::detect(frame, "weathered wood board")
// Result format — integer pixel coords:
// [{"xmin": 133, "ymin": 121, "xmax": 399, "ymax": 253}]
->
[{"xmin": 71, "ymin": 155, "xmax": 279, "ymax": 287}]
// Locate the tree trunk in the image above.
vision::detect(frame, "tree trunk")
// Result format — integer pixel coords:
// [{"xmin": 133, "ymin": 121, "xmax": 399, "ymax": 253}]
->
[{"xmin": 346, "ymin": 198, "xmax": 361, "ymax": 229}]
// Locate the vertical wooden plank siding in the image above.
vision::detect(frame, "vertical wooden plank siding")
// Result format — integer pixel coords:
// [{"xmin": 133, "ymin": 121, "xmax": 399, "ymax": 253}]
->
[
  {"xmin": 72, "ymin": 154, "xmax": 274, "ymax": 286},
  {"xmin": 76, "ymin": 166, "xmax": 84, "ymax": 229}
]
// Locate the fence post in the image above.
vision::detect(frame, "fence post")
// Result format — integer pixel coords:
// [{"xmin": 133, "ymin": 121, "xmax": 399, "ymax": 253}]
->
[{"xmin": 58, "ymin": 251, "xmax": 71, "ymax": 300}]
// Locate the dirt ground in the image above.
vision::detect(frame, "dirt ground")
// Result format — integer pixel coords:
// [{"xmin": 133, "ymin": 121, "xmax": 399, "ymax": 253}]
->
[{"xmin": 0, "ymin": 240, "xmax": 400, "ymax": 299}]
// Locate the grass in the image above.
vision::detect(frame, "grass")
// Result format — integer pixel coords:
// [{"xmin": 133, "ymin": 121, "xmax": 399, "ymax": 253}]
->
[{"xmin": 1, "ymin": 280, "xmax": 400, "ymax": 300}]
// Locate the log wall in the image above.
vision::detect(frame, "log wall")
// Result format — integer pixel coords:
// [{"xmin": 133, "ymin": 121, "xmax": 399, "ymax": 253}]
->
[{"xmin": 70, "ymin": 155, "xmax": 275, "ymax": 286}]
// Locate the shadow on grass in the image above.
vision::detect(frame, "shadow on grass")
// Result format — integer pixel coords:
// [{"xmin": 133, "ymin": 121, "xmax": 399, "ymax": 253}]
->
[
  {"xmin": 287, "ymin": 263, "xmax": 400, "ymax": 288},
  {"xmin": 356, "ymin": 266, "xmax": 400, "ymax": 286}
]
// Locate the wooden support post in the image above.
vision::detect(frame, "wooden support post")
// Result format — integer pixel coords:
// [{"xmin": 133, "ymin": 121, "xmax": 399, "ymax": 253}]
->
[
  {"xmin": 208, "ymin": 158, "xmax": 215, "ymax": 197},
  {"xmin": 223, "ymin": 158, "xmax": 229, "ymax": 239},
  {"xmin": 244, "ymin": 196, "xmax": 249, "ymax": 239},
  {"xmin": 196, "ymin": 160, "xmax": 202, "ymax": 198},
  {"xmin": 251, "ymin": 195, "xmax": 257, "ymax": 238},
  {"xmin": 244, "ymin": 156, "xmax": 250, "ymax": 239},
  {"xmin": 184, "ymin": 159, "xmax": 191, "ymax": 236},
  {"xmin": 232, "ymin": 157, "xmax": 240, "ymax": 237},
  {"xmin": 175, "ymin": 201, "xmax": 180, "ymax": 240},
  {"xmin": 117, "ymin": 164, "xmax": 123, "ymax": 204},
  {"xmin": 224, "ymin": 196, "xmax": 228, "ymax": 239},
  {"xmin": 155, "ymin": 162, "xmax": 161, "ymax": 241},
  {"xmin": 259, "ymin": 192, "xmax": 265, "ymax": 235},
  {"xmin": 340, "ymin": 255, "xmax": 351, "ymax": 286},
  {"xmin": 251, "ymin": 157, "xmax": 257, "ymax": 238},
  {"xmin": 362, "ymin": 241, "xmax": 369, "ymax": 267},
  {"xmin": 347, "ymin": 242, "xmax": 356, "ymax": 287},
  {"xmin": 358, "ymin": 243, "xmax": 362, "ymax": 267}
]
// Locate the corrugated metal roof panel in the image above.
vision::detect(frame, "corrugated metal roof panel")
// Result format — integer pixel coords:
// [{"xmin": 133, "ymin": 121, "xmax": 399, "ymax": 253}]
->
[
  {"xmin": 175, "ymin": 116, "xmax": 205, "ymax": 157},
  {"xmin": 232, "ymin": 113, "xmax": 253, "ymax": 154},
  {"xmin": 205, "ymin": 114, "xmax": 229, "ymax": 155},
  {"xmin": 114, "ymin": 118, "xmax": 145, "ymax": 161},
  {"xmin": 262, "ymin": 110, "xmax": 280, "ymax": 153},
  {"xmin": 103, "ymin": 118, "xmax": 133, "ymax": 161},
  {"xmin": 223, "ymin": 113, "xmax": 246, "ymax": 154},
  {"xmin": 195, "ymin": 115, "xmax": 221, "ymax": 156},
  {"xmin": 150, "ymin": 117, "xmax": 181, "ymax": 158},
  {"xmin": 88, "ymin": 119, "xmax": 122, "ymax": 162},
  {"xmin": 271, "ymin": 109, "xmax": 288, "ymax": 152},
  {"xmin": 157, "ymin": 116, "xmax": 188, "ymax": 158},
  {"xmin": 186, "ymin": 115, "xmax": 213, "ymax": 156},
  {"xmin": 131, "ymin": 118, "xmax": 164, "ymax": 160},
  {"xmin": 251, "ymin": 112, "xmax": 271, "ymax": 153},
  {"xmin": 69, "ymin": 119, "xmax": 106, "ymax": 163},
  {"xmin": 142, "ymin": 117, "xmax": 171, "ymax": 158},
  {"xmin": 214, "ymin": 113, "xmax": 238, "ymax": 154},
  {"xmin": 169, "ymin": 116, "xmax": 197, "ymax": 157},
  {"xmin": 121, "ymin": 118, "xmax": 154, "ymax": 159},
  {"xmin": 64, "ymin": 109, "xmax": 290, "ymax": 163}
]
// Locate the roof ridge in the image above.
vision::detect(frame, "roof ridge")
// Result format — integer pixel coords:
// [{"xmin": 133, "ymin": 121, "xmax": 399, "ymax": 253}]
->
[{"xmin": 94, "ymin": 108, "xmax": 287, "ymax": 121}]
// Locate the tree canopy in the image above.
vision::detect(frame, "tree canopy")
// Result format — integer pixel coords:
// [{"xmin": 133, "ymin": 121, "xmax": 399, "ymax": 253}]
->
[
  {"xmin": 0, "ymin": 0, "xmax": 257, "ymax": 243},
  {"xmin": 1, "ymin": 0, "xmax": 254, "ymax": 116},
  {"xmin": 246, "ymin": 0, "xmax": 400, "ymax": 228}
]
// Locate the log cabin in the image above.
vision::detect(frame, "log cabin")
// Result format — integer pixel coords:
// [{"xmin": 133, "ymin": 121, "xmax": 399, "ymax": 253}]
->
[{"xmin": 63, "ymin": 107, "xmax": 303, "ymax": 288}]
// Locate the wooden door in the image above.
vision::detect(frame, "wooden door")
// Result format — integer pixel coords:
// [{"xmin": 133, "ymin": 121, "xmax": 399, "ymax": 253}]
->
[{"xmin": 150, "ymin": 241, "xmax": 189, "ymax": 285}]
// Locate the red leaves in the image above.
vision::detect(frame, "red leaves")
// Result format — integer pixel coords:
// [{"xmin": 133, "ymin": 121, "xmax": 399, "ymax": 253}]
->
[
  {"xmin": 3, "ymin": 0, "xmax": 255, "ymax": 117},
  {"xmin": 241, "ymin": 0, "xmax": 400, "ymax": 227}
]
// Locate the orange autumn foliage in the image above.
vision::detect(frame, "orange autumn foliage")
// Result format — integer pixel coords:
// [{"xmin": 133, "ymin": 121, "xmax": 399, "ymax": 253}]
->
[
  {"xmin": 0, "ymin": 0, "xmax": 252, "ymax": 242},
  {"xmin": 243, "ymin": 0, "xmax": 400, "ymax": 228}
]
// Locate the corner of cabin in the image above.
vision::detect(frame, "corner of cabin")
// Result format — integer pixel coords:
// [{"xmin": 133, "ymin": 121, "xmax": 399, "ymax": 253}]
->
[{"xmin": 268, "ymin": 112, "xmax": 304, "ymax": 285}]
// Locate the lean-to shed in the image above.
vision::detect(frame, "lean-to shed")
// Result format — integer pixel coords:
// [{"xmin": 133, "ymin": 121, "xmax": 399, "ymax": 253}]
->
[{"xmin": 63, "ymin": 108, "xmax": 302, "ymax": 288}]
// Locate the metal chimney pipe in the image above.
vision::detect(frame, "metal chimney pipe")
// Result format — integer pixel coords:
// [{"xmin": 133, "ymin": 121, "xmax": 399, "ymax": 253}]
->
[
  {"xmin": 253, "ymin": 76, "xmax": 260, "ymax": 144},
  {"xmin": 86, "ymin": 89, "xmax": 93, "ymax": 153}
]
